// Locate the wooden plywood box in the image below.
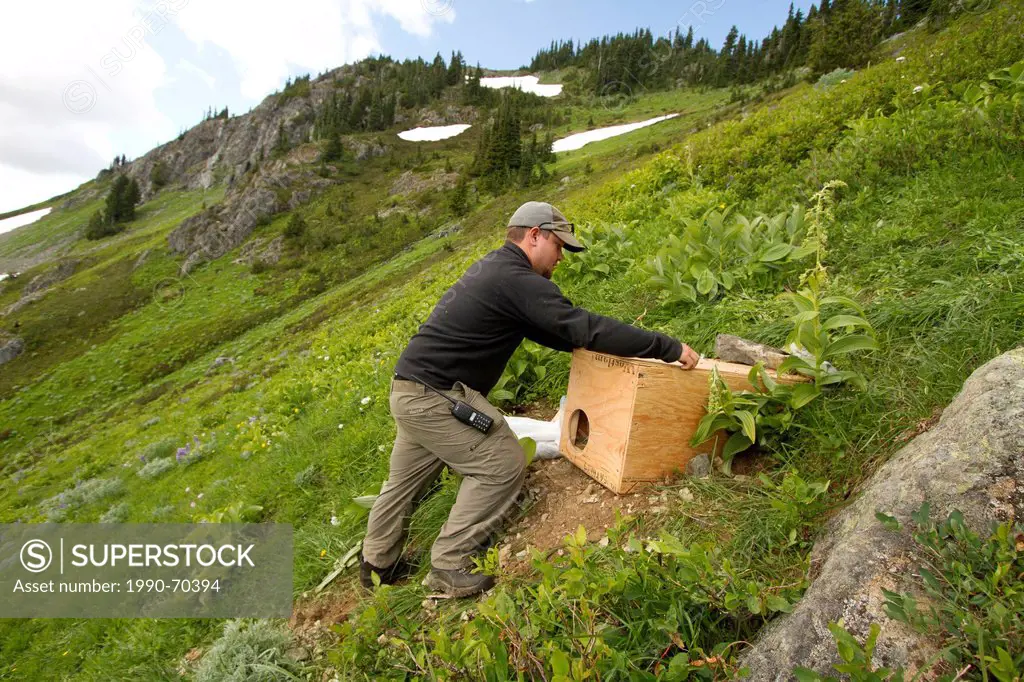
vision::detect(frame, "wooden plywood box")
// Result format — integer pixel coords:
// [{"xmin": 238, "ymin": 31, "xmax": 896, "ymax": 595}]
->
[{"xmin": 559, "ymin": 349, "xmax": 801, "ymax": 494}]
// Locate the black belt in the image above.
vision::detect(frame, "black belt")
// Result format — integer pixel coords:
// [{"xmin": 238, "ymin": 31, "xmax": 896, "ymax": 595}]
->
[{"xmin": 394, "ymin": 372, "xmax": 456, "ymax": 391}]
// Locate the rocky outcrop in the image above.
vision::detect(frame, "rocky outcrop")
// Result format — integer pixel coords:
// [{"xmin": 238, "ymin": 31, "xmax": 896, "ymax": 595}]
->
[
  {"xmin": 23, "ymin": 259, "xmax": 78, "ymax": 296},
  {"xmin": 166, "ymin": 160, "xmax": 333, "ymax": 273},
  {"xmin": 0, "ymin": 335, "xmax": 25, "ymax": 365},
  {"xmin": 741, "ymin": 347, "xmax": 1024, "ymax": 679},
  {"xmin": 395, "ymin": 104, "xmax": 478, "ymax": 128},
  {"xmin": 125, "ymin": 66, "xmax": 353, "ymax": 200},
  {"xmin": 389, "ymin": 169, "xmax": 460, "ymax": 196},
  {"xmin": 232, "ymin": 236, "xmax": 284, "ymax": 267}
]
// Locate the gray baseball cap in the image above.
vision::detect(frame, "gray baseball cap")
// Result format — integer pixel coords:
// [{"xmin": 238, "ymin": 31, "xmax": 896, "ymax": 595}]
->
[{"xmin": 507, "ymin": 201, "xmax": 585, "ymax": 252}]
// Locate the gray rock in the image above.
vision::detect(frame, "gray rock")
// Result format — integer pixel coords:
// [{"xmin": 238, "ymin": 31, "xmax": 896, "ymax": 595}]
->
[
  {"xmin": 714, "ymin": 334, "xmax": 788, "ymax": 369},
  {"xmin": 685, "ymin": 453, "xmax": 711, "ymax": 478},
  {"xmin": 741, "ymin": 347, "xmax": 1024, "ymax": 679},
  {"xmin": 20, "ymin": 258, "xmax": 79, "ymax": 297},
  {"xmin": 0, "ymin": 336, "xmax": 25, "ymax": 365},
  {"xmin": 206, "ymin": 356, "xmax": 236, "ymax": 375},
  {"xmin": 3, "ymin": 290, "xmax": 45, "ymax": 316}
]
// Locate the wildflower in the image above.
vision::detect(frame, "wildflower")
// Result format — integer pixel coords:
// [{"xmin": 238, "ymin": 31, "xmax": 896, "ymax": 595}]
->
[
  {"xmin": 320, "ymin": 549, "xmax": 327, "ymax": 558},
  {"xmin": 896, "ymin": 56, "xmax": 906, "ymax": 63},
  {"xmin": 190, "ymin": 501, "xmax": 196, "ymax": 508},
  {"xmin": 138, "ymin": 454, "xmax": 147, "ymax": 464},
  {"xmin": 293, "ymin": 408, "xmax": 299, "ymax": 413},
  {"xmin": 330, "ymin": 515, "xmax": 340, "ymax": 527},
  {"xmin": 377, "ymin": 445, "xmax": 386, "ymax": 452},
  {"xmin": 338, "ymin": 424, "xmax": 344, "ymax": 430},
  {"xmin": 248, "ymin": 416, "xmax": 258, "ymax": 424},
  {"xmin": 197, "ymin": 493, "xmax": 204, "ymax": 500},
  {"xmin": 185, "ymin": 487, "xmax": 191, "ymax": 493},
  {"xmin": 360, "ymin": 396, "xmax": 371, "ymax": 405},
  {"xmin": 913, "ymin": 85, "xmax": 924, "ymax": 94}
]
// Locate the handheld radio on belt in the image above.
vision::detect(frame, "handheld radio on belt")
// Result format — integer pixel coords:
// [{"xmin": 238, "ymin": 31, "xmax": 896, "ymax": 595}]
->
[{"xmin": 408, "ymin": 375, "xmax": 494, "ymax": 434}]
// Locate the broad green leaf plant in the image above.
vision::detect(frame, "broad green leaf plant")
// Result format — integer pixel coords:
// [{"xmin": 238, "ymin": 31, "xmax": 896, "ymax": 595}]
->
[
  {"xmin": 692, "ymin": 182, "xmax": 879, "ymax": 473},
  {"xmin": 643, "ymin": 201, "xmax": 816, "ymax": 305}
]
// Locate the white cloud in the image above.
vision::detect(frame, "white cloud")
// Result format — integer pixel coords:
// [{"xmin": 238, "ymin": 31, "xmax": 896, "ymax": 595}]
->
[
  {"xmin": 0, "ymin": 0, "xmax": 455, "ymax": 214},
  {"xmin": 0, "ymin": 0, "xmax": 176, "ymax": 212},
  {"xmin": 176, "ymin": 0, "xmax": 455, "ymax": 100}
]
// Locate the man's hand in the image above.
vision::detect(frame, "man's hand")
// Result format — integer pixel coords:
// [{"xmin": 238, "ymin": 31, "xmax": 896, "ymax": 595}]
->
[{"xmin": 675, "ymin": 344, "xmax": 700, "ymax": 370}]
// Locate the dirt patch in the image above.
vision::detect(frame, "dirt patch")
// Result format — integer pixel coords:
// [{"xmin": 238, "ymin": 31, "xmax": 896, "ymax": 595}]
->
[
  {"xmin": 288, "ymin": 585, "xmax": 360, "ymax": 653},
  {"xmin": 499, "ymin": 457, "xmax": 676, "ymax": 577}
]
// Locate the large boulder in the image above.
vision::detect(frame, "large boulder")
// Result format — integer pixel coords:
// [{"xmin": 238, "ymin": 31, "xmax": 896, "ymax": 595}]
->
[{"xmin": 741, "ymin": 347, "xmax": 1024, "ymax": 679}]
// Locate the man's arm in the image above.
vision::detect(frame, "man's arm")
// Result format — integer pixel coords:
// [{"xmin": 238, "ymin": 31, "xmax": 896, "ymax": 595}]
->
[{"xmin": 510, "ymin": 271, "xmax": 686, "ymax": 364}]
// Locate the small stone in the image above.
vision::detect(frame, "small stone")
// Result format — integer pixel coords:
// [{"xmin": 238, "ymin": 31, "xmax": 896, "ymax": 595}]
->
[
  {"xmin": 499, "ymin": 545, "xmax": 511, "ymax": 564},
  {"xmin": 583, "ymin": 496, "xmax": 599, "ymax": 504},
  {"xmin": 515, "ymin": 549, "xmax": 527, "ymax": 559},
  {"xmin": 650, "ymin": 506, "xmax": 667, "ymax": 514},
  {"xmin": 686, "ymin": 454, "xmax": 711, "ymax": 478},
  {"xmin": 678, "ymin": 487, "xmax": 694, "ymax": 502},
  {"xmin": 541, "ymin": 513, "xmax": 549, "ymax": 522},
  {"xmin": 598, "ymin": 537, "xmax": 609, "ymax": 547}
]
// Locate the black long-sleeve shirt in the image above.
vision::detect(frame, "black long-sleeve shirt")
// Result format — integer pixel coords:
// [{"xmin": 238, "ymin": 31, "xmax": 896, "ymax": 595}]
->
[{"xmin": 394, "ymin": 241, "xmax": 682, "ymax": 394}]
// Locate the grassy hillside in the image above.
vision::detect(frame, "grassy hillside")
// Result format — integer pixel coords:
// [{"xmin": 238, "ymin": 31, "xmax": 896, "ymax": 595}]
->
[{"xmin": 1, "ymin": 4, "xmax": 1023, "ymax": 679}]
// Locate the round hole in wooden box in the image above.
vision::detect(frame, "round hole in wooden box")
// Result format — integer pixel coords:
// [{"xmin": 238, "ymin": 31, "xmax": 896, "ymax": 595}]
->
[{"xmin": 568, "ymin": 409, "xmax": 590, "ymax": 449}]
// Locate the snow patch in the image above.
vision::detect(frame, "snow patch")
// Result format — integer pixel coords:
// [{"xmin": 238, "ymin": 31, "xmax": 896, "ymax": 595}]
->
[
  {"xmin": 480, "ymin": 75, "xmax": 563, "ymax": 97},
  {"xmin": 552, "ymin": 114, "xmax": 680, "ymax": 153},
  {"xmin": 0, "ymin": 207, "xmax": 52, "ymax": 236},
  {"xmin": 398, "ymin": 124, "xmax": 471, "ymax": 142}
]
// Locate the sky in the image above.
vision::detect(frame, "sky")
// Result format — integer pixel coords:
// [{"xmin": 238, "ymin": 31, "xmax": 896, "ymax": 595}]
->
[{"xmin": 0, "ymin": 0, "xmax": 813, "ymax": 215}]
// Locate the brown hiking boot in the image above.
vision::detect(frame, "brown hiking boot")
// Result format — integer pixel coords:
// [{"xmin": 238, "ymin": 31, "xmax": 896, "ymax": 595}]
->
[{"xmin": 423, "ymin": 567, "xmax": 495, "ymax": 598}]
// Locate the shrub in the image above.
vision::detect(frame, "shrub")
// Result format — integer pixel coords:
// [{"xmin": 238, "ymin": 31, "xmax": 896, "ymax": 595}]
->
[
  {"xmin": 99, "ymin": 502, "xmax": 130, "ymax": 523},
  {"xmin": 642, "ymin": 202, "xmax": 815, "ymax": 306},
  {"xmin": 193, "ymin": 619, "xmax": 305, "ymax": 682},
  {"xmin": 140, "ymin": 437, "xmax": 177, "ymax": 461},
  {"xmin": 283, "ymin": 213, "xmax": 306, "ymax": 239},
  {"xmin": 38, "ymin": 477, "xmax": 123, "ymax": 522},
  {"xmin": 815, "ymin": 68, "xmax": 855, "ymax": 89},
  {"xmin": 84, "ymin": 210, "xmax": 117, "ymax": 240},
  {"xmin": 150, "ymin": 160, "xmax": 171, "ymax": 189},
  {"xmin": 136, "ymin": 457, "xmax": 175, "ymax": 480}
]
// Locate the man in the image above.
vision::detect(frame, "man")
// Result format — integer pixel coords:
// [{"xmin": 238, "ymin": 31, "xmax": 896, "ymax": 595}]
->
[{"xmin": 361, "ymin": 201, "xmax": 700, "ymax": 597}]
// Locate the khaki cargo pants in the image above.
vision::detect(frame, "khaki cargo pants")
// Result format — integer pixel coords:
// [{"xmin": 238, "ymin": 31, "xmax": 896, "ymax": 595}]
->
[{"xmin": 362, "ymin": 378, "xmax": 526, "ymax": 571}]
